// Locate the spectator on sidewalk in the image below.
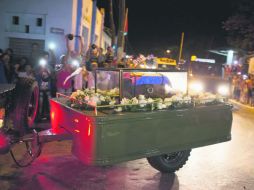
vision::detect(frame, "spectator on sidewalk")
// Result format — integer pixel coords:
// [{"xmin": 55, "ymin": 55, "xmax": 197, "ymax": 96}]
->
[
  {"xmin": 0, "ymin": 55, "xmax": 7, "ymax": 84},
  {"xmin": 1, "ymin": 53, "xmax": 14, "ymax": 83},
  {"xmin": 30, "ymin": 43, "xmax": 42, "ymax": 67}
]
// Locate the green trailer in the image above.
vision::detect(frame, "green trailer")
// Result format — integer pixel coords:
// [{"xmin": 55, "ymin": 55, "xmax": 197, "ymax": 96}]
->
[{"xmin": 49, "ymin": 69, "xmax": 233, "ymax": 173}]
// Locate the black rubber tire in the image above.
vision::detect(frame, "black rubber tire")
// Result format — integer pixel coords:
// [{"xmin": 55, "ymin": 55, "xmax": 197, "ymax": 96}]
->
[
  {"xmin": 11, "ymin": 78, "xmax": 39, "ymax": 135},
  {"xmin": 147, "ymin": 150, "xmax": 191, "ymax": 173}
]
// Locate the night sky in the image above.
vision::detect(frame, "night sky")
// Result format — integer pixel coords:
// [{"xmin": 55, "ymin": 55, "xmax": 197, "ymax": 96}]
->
[{"xmin": 97, "ymin": 0, "xmax": 239, "ymax": 57}]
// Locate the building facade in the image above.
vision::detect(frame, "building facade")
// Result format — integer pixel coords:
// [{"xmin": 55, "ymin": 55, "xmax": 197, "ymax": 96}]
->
[{"xmin": 0, "ymin": 0, "xmax": 109, "ymax": 60}]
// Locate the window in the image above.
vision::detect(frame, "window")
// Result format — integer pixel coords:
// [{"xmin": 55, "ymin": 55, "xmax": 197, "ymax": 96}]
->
[
  {"xmin": 36, "ymin": 18, "xmax": 43, "ymax": 27},
  {"xmin": 25, "ymin": 25, "xmax": 30, "ymax": 33},
  {"xmin": 12, "ymin": 16, "xmax": 19, "ymax": 25}
]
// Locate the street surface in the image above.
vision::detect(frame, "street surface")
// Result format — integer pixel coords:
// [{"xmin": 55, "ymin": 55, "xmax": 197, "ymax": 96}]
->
[{"xmin": 0, "ymin": 103, "xmax": 254, "ymax": 190}]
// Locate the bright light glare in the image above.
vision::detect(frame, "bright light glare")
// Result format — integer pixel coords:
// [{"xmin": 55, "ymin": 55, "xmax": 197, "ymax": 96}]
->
[
  {"xmin": 217, "ymin": 85, "xmax": 229, "ymax": 96},
  {"xmin": 72, "ymin": 60, "xmax": 80, "ymax": 67},
  {"xmin": 189, "ymin": 81, "xmax": 204, "ymax": 93},
  {"xmin": 49, "ymin": 42, "xmax": 56, "ymax": 50},
  {"xmin": 39, "ymin": 59, "xmax": 47, "ymax": 67},
  {"xmin": 243, "ymin": 75, "xmax": 248, "ymax": 80}
]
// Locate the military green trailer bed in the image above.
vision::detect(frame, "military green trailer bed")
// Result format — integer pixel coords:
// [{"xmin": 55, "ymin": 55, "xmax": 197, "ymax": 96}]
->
[
  {"xmin": 50, "ymin": 97, "xmax": 232, "ymax": 172},
  {"xmin": 50, "ymin": 68, "xmax": 233, "ymax": 173}
]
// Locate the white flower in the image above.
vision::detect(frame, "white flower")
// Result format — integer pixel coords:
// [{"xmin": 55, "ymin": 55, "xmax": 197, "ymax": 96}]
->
[
  {"xmin": 138, "ymin": 95, "xmax": 145, "ymax": 100},
  {"xmin": 139, "ymin": 99, "xmax": 147, "ymax": 108},
  {"xmin": 99, "ymin": 95, "xmax": 106, "ymax": 102},
  {"xmin": 171, "ymin": 95, "xmax": 183, "ymax": 102},
  {"xmin": 114, "ymin": 107, "xmax": 123, "ymax": 112},
  {"xmin": 147, "ymin": 98, "xmax": 154, "ymax": 103},
  {"xmin": 161, "ymin": 104, "xmax": 167, "ymax": 109},
  {"xmin": 131, "ymin": 97, "xmax": 139, "ymax": 104},
  {"xmin": 157, "ymin": 102, "xmax": 164, "ymax": 110},
  {"xmin": 109, "ymin": 100, "xmax": 116, "ymax": 105},
  {"xmin": 121, "ymin": 98, "xmax": 130, "ymax": 105},
  {"xmin": 183, "ymin": 96, "xmax": 192, "ymax": 103},
  {"xmin": 164, "ymin": 100, "xmax": 172, "ymax": 107}
]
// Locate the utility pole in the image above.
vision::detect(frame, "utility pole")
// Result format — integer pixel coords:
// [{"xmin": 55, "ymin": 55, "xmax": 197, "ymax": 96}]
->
[
  {"xmin": 108, "ymin": 0, "xmax": 116, "ymax": 47},
  {"xmin": 117, "ymin": 0, "xmax": 126, "ymax": 62},
  {"xmin": 178, "ymin": 32, "xmax": 184, "ymax": 64},
  {"xmin": 90, "ymin": 0, "xmax": 97, "ymax": 45}
]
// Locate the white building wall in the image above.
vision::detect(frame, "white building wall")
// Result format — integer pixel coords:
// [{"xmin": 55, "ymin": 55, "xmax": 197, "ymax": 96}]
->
[
  {"xmin": 0, "ymin": 0, "xmax": 74, "ymax": 57},
  {"xmin": 0, "ymin": 0, "xmax": 107, "ymax": 58}
]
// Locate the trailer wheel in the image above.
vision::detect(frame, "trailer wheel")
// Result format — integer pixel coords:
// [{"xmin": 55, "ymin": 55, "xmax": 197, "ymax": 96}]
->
[
  {"xmin": 11, "ymin": 78, "xmax": 39, "ymax": 134},
  {"xmin": 147, "ymin": 150, "xmax": 191, "ymax": 173}
]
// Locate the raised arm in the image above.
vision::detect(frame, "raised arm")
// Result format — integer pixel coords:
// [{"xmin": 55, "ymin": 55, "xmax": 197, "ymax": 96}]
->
[
  {"xmin": 77, "ymin": 36, "xmax": 84, "ymax": 55},
  {"xmin": 66, "ymin": 35, "xmax": 72, "ymax": 57}
]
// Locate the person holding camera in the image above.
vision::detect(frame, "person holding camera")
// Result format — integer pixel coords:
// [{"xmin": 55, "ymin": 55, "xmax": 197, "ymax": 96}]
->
[{"xmin": 65, "ymin": 34, "xmax": 85, "ymax": 90}]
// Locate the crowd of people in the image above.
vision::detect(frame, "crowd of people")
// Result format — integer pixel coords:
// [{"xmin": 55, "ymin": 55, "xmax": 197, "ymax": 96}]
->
[
  {"xmin": 231, "ymin": 74, "xmax": 254, "ymax": 106},
  {"xmin": 0, "ymin": 35, "xmax": 117, "ymax": 120},
  {"xmin": 224, "ymin": 64, "xmax": 254, "ymax": 106}
]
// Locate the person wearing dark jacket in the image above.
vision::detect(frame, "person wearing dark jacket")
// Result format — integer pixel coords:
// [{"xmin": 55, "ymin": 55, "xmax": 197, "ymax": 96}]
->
[{"xmin": 0, "ymin": 59, "xmax": 7, "ymax": 84}]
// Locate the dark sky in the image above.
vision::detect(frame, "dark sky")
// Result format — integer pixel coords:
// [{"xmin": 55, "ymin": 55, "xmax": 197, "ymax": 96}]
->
[{"xmin": 97, "ymin": 0, "xmax": 238, "ymax": 56}]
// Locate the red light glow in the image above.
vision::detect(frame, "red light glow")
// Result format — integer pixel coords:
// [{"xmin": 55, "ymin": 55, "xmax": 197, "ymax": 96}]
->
[
  {"xmin": 74, "ymin": 119, "xmax": 79, "ymax": 123},
  {"xmin": 51, "ymin": 112, "xmax": 55, "ymax": 120},
  {"xmin": 88, "ymin": 124, "xmax": 91, "ymax": 136}
]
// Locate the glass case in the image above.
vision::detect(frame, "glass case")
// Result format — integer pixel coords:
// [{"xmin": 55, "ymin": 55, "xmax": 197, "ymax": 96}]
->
[{"xmin": 95, "ymin": 69, "xmax": 187, "ymax": 99}]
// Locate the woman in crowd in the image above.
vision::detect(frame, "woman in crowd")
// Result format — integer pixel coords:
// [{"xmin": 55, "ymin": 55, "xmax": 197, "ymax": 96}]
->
[
  {"xmin": 1, "ymin": 53, "xmax": 14, "ymax": 83},
  {"xmin": 56, "ymin": 55, "xmax": 72, "ymax": 94}
]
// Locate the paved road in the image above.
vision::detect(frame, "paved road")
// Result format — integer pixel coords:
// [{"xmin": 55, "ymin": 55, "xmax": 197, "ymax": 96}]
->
[{"xmin": 0, "ymin": 104, "xmax": 254, "ymax": 190}]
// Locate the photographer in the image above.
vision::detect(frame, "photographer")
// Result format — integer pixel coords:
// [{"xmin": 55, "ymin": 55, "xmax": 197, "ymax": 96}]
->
[
  {"xmin": 35, "ymin": 56, "xmax": 53, "ymax": 120},
  {"xmin": 65, "ymin": 34, "xmax": 85, "ymax": 90}
]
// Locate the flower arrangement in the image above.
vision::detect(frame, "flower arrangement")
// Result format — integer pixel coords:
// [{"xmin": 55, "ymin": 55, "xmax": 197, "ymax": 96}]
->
[
  {"xmin": 67, "ymin": 89, "xmax": 225, "ymax": 113},
  {"xmin": 68, "ymin": 89, "xmax": 117, "ymax": 109}
]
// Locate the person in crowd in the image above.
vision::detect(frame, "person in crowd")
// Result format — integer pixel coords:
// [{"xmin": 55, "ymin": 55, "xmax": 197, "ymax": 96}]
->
[
  {"xmin": 0, "ymin": 54, "xmax": 7, "ymax": 84},
  {"xmin": 66, "ymin": 34, "xmax": 84, "ymax": 90},
  {"xmin": 233, "ymin": 75, "xmax": 241, "ymax": 100},
  {"xmin": 0, "ymin": 49, "xmax": 3, "ymax": 57},
  {"xmin": 240, "ymin": 79, "xmax": 249, "ymax": 104},
  {"xmin": 85, "ymin": 44, "xmax": 99, "ymax": 71},
  {"xmin": 35, "ymin": 52, "xmax": 54, "ymax": 120},
  {"xmin": 1, "ymin": 53, "xmax": 14, "ymax": 83},
  {"xmin": 85, "ymin": 62, "xmax": 110, "ymax": 89},
  {"xmin": 250, "ymin": 76, "xmax": 254, "ymax": 106},
  {"xmin": 56, "ymin": 55, "xmax": 72, "ymax": 94},
  {"xmin": 18, "ymin": 64, "xmax": 34, "ymax": 79},
  {"xmin": 30, "ymin": 43, "xmax": 42, "ymax": 66},
  {"xmin": 36, "ymin": 64, "xmax": 52, "ymax": 120},
  {"xmin": 5, "ymin": 48, "xmax": 14, "ymax": 64},
  {"xmin": 104, "ymin": 46, "xmax": 114, "ymax": 68},
  {"xmin": 17, "ymin": 57, "xmax": 29, "ymax": 72},
  {"xmin": 98, "ymin": 48, "xmax": 105, "ymax": 67}
]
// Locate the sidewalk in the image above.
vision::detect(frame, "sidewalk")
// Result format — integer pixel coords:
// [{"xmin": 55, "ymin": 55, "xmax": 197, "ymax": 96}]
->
[{"xmin": 229, "ymin": 99, "xmax": 254, "ymax": 110}]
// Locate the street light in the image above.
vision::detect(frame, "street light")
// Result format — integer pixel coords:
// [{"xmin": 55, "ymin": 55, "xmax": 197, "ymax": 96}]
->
[{"xmin": 166, "ymin": 50, "xmax": 171, "ymax": 54}]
